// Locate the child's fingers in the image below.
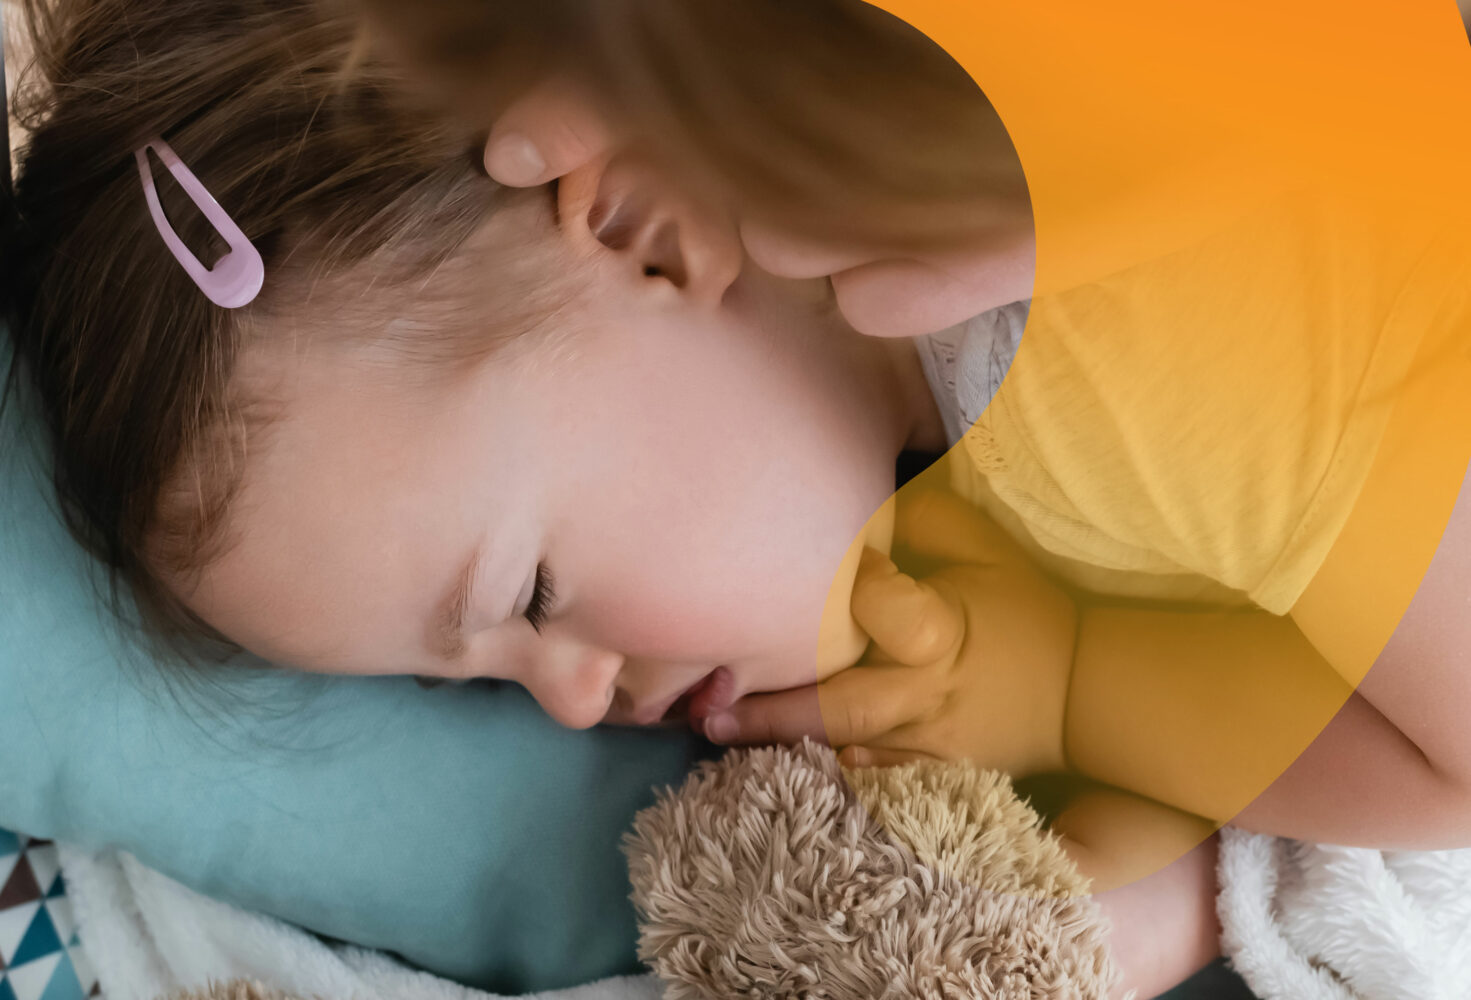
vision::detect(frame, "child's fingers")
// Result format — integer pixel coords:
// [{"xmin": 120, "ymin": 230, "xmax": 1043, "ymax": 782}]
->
[
  {"xmin": 703, "ymin": 661, "xmax": 939, "ymax": 748},
  {"xmin": 893, "ymin": 486, "xmax": 1029, "ymax": 568},
  {"xmin": 817, "ymin": 661, "xmax": 944, "ymax": 747},
  {"xmin": 738, "ymin": 223, "xmax": 1026, "ymax": 339},
  {"xmin": 829, "ymin": 248, "xmax": 1028, "ymax": 340},
  {"xmin": 851, "ymin": 547, "xmax": 963, "ymax": 667},
  {"xmin": 484, "ymin": 78, "xmax": 614, "ymax": 187},
  {"xmin": 838, "ymin": 744, "xmax": 938, "ymax": 769},
  {"xmin": 738, "ymin": 218, "xmax": 883, "ymax": 280},
  {"xmin": 700, "ymin": 685, "xmax": 821, "ymax": 747}
]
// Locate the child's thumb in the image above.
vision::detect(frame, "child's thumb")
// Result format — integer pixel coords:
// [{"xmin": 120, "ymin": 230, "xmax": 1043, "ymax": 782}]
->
[
  {"xmin": 484, "ymin": 79, "xmax": 612, "ymax": 187},
  {"xmin": 851, "ymin": 547, "xmax": 963, "ymax": 667}
]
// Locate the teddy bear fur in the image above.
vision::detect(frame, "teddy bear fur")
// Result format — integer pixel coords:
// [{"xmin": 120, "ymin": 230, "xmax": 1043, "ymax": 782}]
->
[{"xmin": 624, "ymin": 741, "xmax": 1121, "ymax": 999}]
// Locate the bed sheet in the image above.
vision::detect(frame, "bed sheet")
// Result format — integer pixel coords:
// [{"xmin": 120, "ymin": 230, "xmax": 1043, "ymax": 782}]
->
[
  {"xmin": 0, "ymin": 832, "xmax": 101, "ymax": 1000},
  {"xmin": 31, "ymin": 825, "xmax": 1264, "ymax": 1000}
]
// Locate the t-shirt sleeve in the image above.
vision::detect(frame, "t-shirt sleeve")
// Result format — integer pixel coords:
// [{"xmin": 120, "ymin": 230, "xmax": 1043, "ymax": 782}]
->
[
  {"xmin": 967, "ymin": 195, "xmax": 1462, "ymax": 613},
  {"xmin": 1288, "ymin": 240, "xmax": 1471, "ymax": 681}
]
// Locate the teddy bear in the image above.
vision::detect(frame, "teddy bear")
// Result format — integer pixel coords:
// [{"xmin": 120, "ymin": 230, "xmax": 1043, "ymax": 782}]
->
[{"xmin": 624, "ymin": 741, "xmax": 1120, "ymax": 999}]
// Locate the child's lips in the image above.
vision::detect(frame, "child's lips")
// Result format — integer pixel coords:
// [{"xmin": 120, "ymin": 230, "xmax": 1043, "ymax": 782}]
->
[
  {"xmin": 685, "ymin": 666, "xmax": 736, "ymax": 725},
  {"xmin": 637, "ymin": 667, "xmax": 737, "ymax": 729}
]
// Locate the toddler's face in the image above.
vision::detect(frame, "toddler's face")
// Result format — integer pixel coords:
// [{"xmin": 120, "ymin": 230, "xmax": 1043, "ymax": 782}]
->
[{"xmin": 178, "ymin": 162, "xmax": 939, "ymax": 729}]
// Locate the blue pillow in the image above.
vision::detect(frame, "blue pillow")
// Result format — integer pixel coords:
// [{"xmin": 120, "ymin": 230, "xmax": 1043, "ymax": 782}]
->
[{"xmin": 0, "ymin": 336, "xmax": 713, "ymax": 993}]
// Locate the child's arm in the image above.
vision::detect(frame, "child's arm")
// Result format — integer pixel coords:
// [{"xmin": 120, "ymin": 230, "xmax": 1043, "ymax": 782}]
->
[
  {"xmin": 711, "ymin": 486, "xmax": 1471, "ymax": 850},
  {"xmin": 1046, "ymin": 785, "xmax": 1222, "ymax": 1000},
  {"xmin": 1067, "ymin": 604, "xmax": 1471, "ymax": 849}
]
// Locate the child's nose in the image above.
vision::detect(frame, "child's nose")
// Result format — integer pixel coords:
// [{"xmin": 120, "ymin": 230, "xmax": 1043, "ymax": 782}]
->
[{"xmin": 521, "ymin": 638, "xmax": 625, "ymax": 730}]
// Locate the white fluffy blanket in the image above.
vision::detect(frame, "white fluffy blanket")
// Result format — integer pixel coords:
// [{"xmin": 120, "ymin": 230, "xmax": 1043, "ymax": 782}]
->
[
  {"xmin": 1216, "ymin": 827, "xmax": 1471, "ymax": 1000},
  {"xmin": 57, "ymin": 831, "xmax": 1471, "ymax": 1000},
  {"xmin": 55, "ymin": 845, "xmax": 661, "ymax": 1000}
]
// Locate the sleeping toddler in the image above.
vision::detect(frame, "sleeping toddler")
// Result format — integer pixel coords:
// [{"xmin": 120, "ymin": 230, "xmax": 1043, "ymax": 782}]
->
[{"xmin": 14, "ymin": 1, "xmax": 1471, "ymax": 998}]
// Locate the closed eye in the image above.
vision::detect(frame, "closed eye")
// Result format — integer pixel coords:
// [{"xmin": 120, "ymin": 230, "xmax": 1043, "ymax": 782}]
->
[{"xmin": 524, "ymin": 563, "xmax": 556, "ymax": 633}]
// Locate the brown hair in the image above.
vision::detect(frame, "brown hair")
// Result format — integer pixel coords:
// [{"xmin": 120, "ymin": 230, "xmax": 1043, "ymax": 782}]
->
[
  {"xmin": 1, "ymin": 0, "xmax": 562, "ymax": 653},
  {"xmin": 357, "ymin": 0, "xmax": 1031, "ymax": 251},
  {"xmin": 1, "ymin": 0, "xmax": 1025, "ymax": 659}
]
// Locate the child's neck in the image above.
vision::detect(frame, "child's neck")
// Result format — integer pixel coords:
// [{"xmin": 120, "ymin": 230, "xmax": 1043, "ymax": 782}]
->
[{"xmin": 880, "ymin": 336, "xmax": 949, "ymax": 455}]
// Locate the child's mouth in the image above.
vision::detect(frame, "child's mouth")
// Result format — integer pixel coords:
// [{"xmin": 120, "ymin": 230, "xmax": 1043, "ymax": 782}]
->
[{"xmin": 658, "ymin": 666, "xmax": 736, "ymax": 729}]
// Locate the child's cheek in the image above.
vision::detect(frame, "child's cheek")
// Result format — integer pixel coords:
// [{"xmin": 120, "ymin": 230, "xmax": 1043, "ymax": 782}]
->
[{"xmin": 571, "ymin": 568, "xmax": 752, "ymax": 664}]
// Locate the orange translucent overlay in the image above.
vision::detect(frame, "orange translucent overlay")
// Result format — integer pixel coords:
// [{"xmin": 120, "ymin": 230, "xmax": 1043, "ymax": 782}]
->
[{"xmin": 815, "ymin": 0, "xmax": 1471, "ymax": 892}]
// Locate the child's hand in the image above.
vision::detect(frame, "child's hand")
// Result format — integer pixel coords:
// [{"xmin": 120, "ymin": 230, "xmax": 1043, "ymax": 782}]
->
[
  {"xmin": 833, "ymin": 550, "xmax": 1075, "ymax": 779},
  {"xmin": 707, "ymin": 489, "xmax": 1077, "ymax": 781},
  {"xmin": 483, "ymin": 77, "xmax": 616, "ymax": 187},
  {"xmin": 483, "ymin": 87, "xmax": 1033, "ymax": 336},
  {"xmin": 1046, "ymin": 782, "xmax": 1219, "ymax": 894}
]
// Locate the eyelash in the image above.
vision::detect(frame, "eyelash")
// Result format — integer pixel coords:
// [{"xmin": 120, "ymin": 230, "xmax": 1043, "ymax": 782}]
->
[{"xmin": 524, "ymin": 563, "xmax": 555, "ymax": 634}]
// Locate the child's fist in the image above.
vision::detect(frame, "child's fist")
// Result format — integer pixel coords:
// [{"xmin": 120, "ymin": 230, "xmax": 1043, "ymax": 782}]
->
[
  {"xmin": 707, "ymin": 488, "xmax": 1077, "ymax": 782},
  {"xmin": 835, "ymin": 534, "xmax": 1076, "ymax": 780}
]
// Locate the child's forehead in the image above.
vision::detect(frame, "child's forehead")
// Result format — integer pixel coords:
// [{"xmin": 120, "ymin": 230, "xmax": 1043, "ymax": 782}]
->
[{"xmin": 181, "ymin": 378, "xmax": 511, "ymax": 653}]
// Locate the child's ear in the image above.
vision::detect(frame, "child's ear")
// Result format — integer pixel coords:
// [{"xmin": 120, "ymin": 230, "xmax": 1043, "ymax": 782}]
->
[{"xmin": 556, "ymin": 154, "xmax": 742, "ymax": 307}]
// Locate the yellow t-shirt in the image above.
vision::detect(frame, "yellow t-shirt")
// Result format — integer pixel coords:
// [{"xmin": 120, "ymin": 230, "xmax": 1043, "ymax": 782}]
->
[{"xmin": 945, "ymin": 192, "xmax": 1471, "ymax": 622}]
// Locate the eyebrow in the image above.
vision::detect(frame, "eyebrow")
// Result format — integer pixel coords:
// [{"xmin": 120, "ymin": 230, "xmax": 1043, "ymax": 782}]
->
[{"xmin": 434, "ymin": 551, "xmax": 479, "ymax": 661}]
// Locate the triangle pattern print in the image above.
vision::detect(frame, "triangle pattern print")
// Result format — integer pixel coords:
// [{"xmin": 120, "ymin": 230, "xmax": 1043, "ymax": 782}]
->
[{"xmin": 0, "ymin": 834, "xmax": 101, "ymax": 1000}]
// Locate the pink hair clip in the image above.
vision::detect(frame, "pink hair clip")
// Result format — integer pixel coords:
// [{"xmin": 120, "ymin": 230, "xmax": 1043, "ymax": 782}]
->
[{"xmin": 134, "ymin": 137, "xmax": 264, "ymax": 309}]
